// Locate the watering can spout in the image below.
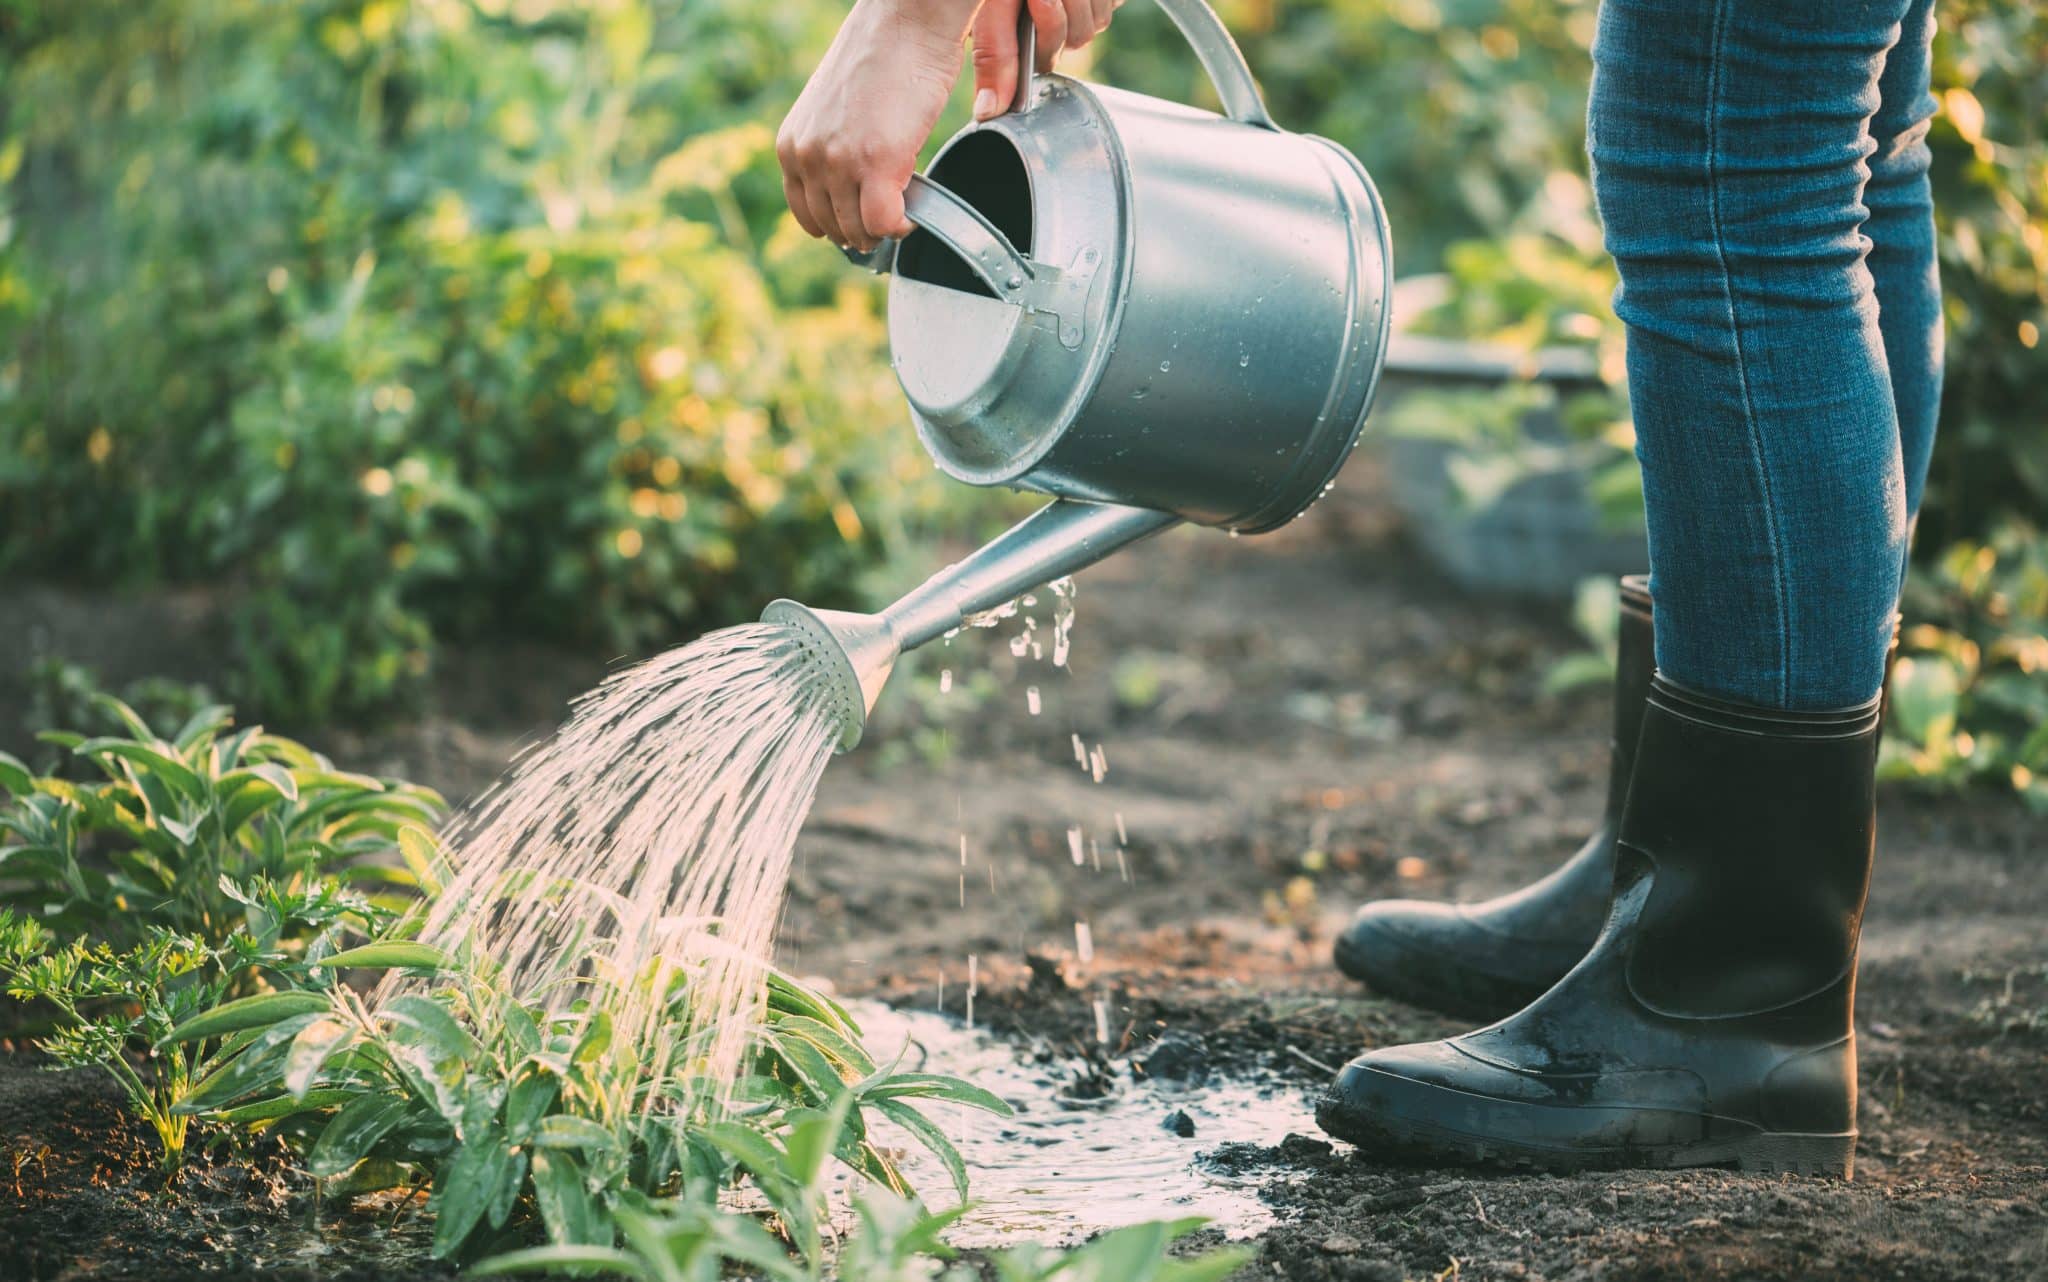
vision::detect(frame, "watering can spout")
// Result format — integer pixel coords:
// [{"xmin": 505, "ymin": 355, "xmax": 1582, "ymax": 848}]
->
[{"xmin": 763, "ymin": 499, "xmax": 1178, "ymax": 750}]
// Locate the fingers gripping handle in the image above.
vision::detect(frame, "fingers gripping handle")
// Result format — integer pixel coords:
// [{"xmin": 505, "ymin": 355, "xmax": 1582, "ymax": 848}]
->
[{"xmin": 841, "ymin": 173, "xmax": 1035, "ymax": 302}]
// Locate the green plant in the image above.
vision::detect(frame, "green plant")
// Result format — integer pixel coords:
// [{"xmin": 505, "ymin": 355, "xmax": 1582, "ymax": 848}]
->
[
  {"xmin": 1542, "ymin": 575, "xmax": 1624, "ymax": 697},
  {"xmin": 171, "ymin": 943, "xmax": 1009, "ymax": 1262},
  {"xmin": 0, "ymin": 697, "xmax": 441, "ymax": 950},
  {"xmin": 0, "ymin": 881, "xmax": 376, "ymax": 1173},
  {"xmin": 1884, "ymin": 521, "xmax": 2048, "ymax": 809},
  {"xmin": 480, "ymin": 1186, "xmax": 1249, "ymax": 1282},
  {"xmin": 19, "ymin": 660, "xmax": 221, "ymax": 776}
]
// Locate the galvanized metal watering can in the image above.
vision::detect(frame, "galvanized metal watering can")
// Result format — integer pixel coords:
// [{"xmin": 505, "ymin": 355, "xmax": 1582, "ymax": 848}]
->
[{"xmin": 767, "ymin": 0, "xmax": 1393, "ymax": 748}]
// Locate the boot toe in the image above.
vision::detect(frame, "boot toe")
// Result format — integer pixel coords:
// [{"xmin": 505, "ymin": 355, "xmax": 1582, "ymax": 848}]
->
[
  {"xmin": 1331, "ymin": 899, "xmax": 1442, "ymax": 983},
  {"xmin": 1334, "ymin": 901, "xmax": 1560, "ymax": 1019}
]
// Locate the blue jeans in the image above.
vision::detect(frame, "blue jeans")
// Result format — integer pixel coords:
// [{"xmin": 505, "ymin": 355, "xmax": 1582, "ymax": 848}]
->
[{"xmin": 1589, "ymin": 0, "xmax": 1943, "ymax": 710}]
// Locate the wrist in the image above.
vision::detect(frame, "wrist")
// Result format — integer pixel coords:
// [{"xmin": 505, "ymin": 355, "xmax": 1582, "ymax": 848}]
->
[{"xmin": 863, "ymin": 0, "xmax": 983, "ymax": 45}]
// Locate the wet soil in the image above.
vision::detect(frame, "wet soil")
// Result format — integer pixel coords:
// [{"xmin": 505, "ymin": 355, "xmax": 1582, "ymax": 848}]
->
[{"xmin": 4, "ymin": 458, "xmax": 2044, "ymax": 1279}]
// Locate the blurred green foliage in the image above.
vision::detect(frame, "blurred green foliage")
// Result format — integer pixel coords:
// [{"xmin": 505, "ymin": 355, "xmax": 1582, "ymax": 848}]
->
[
  {"xmin": 0, "ymin": 0, "xmax": 972, "ymax": 722},
  {"xmin": 1, "ymin": 0, "xmax": 2042, "ymax": 733}
]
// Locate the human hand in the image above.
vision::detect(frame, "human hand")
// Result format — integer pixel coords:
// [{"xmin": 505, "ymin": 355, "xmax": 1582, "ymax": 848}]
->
[{"xmin": 778, "ymin": 0, "xmax": 1120, "ymax": 251}]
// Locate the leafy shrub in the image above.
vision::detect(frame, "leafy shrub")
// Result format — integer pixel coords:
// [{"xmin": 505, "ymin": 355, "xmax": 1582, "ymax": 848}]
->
[
  {"xmin": 0, "ymin": 1, "xmax": 977, "ymax": 723},
  {"xmin": 481, "ymin": 1193, "xmax": 1248, "ymax": 1282},
  {"xmin": 171, "ymin": 943, "xmax": 1008, "ymax": 1263},
  {"xmin": 0, "ymin": 696, "xmax": 440, "ymax": 950},
  {"xmin": 1884, "ymin": 521, "xmax": 2048, "ymax": 809},
  {"xmin": 0, "ymin": 880, "xmax": 379, "ymax": 1173},
  {"xmin": 18, "ymin": 659, "xmax": 220, "ymax": 776},
  {"xmin": 1095, "ymin": 0, "xmax": 1601, "ymax": 270}
]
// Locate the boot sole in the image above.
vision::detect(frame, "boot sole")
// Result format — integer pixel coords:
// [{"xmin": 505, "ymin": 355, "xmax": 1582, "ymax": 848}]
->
[{"xmin": 1316, "ymin": 1091, "xmax": 1854, "ymax": 1179}]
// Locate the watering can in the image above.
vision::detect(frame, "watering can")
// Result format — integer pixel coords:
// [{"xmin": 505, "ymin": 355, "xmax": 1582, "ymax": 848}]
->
[{"xmin": 766, "ymin": 0, "xmax": 1392, "ymax": 748}]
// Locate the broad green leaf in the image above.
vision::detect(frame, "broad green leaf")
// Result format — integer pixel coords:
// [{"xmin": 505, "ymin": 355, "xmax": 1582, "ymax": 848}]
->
[
  {"xmin": 73, "ymin": 738, "xmax": 206, "ymax": 805},
  {"xmin": 382, "ymin": 994, "xmax": 479, "ymax": 1066},
  {"xmin": 501, "ymin": 995, "xmax": 542, "ymax": 1057},
  {"xmin": 773, "ymin": 1014, "xmax": 878, "ymax": 1076},
  {"xmin": 315, "ymin": 941, "xmax": 449, "ymax": 970},
  {"xmin": 180, "ymin": 1013, "xmax": 327, "ymax": 1109},
  {"xmin": 783, "ymin": 1093, "xmax": 854, "ymax": 1189},
  {"xmin": 697, "ymin": 1120, "xmax": 788, "ymax": 1186},
  {"xmin": 308, "ymin": 1093, "xmax": 412, "ymax": 1177},
  {"xmin": 159, "ymin": 991, "xmax": 330, "ymax": 1047},
  {"xmin": 90, "ymin": 694, "xmax": 155, "ymax": 743},
  {"xmin": 172, "ymin": 704, "xmax": 236, "ymax": 751},
  {"xmin": 396, "ymin": 824, "xmax": 445, "ymax": 895},
  {"xmin": 505, "ymin": 1064, "xmax": 560, "ymax": 1144},
  {"xmin": 432, "ymin": 1127, "xmax": 509, "ymax": 1258},
  {"xmin": 860, "ymin": 1072, "xmax": 1012, "ymax": 1117},
  {"xmin": 765, "ymin": 970, "xmax": 860, "ymax": 1033},
  {"xmin": 488, "ymin": 1147, "xmax": 529, "ymax": 1229},
  {"xmin": 570, "ymin": 1010, "xmax": 612, "ymax": 1066},
  {"xmin": 284, "ymin": 1018, "xmax": 356, "ymax": 1099},
  {"xmin": 212, "ymin": 1088, "xmax": 358, "ymax": 1125},
  {"xmin": 530, "ymin": 1149, "xmax": 606, "ymax": 1246},
  {"xmin": 765, "ymin": 1029, "xmax": 844, "ymax": 1102},
  {"xmin": 533, "ymin": 1114, "xmax": 619, "ymax": 1151},
  {"xmin": 875, "ymin": 1098, "xmax": 968, "ymax": 1201},
  {"xmin": 0, "ymin": 751, "xmax": 32, "ymax": 798},
  {"xmin": 470, "ymin": 1246, "xmax": 646, "ymax": 1279}
]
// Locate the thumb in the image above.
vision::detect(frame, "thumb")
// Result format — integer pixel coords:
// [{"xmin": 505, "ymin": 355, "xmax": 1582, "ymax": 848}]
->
[{"xmin": 969, "ymin": 0, "xmax": 1022, "ymax": 121}]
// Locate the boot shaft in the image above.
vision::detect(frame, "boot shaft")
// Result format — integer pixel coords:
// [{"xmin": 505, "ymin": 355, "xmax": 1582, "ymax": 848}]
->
[{"xmin": 1617, "ymin": 677, "xmax": 1882, "ymax": 1020}]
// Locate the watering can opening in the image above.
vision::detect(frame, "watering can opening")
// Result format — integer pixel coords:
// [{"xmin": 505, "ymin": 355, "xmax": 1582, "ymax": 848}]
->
[{"xmin": 897, "ymin": 131, "xmax": 1036, "ymax": 302}]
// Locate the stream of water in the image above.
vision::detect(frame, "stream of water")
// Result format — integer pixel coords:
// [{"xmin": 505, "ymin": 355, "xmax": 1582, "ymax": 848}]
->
[{"xmin": 392, "ymin": 621, "xmax": 844, "ymax": 1109}]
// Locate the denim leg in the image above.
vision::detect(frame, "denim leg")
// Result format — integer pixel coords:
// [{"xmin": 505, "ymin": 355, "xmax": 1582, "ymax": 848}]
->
[
  {"xmin": 1867, "ymin": 0, "xmax": 1943, "ymax": 524},
  {"xmin": 1589, "ymin": 0, "xmax": 1915, "ymax": 709}
]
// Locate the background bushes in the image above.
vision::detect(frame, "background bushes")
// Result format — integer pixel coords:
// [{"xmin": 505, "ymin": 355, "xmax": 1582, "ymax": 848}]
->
[{"xmin": 1, "ymin": 0, "xmax": 2042, "ymax": 737}]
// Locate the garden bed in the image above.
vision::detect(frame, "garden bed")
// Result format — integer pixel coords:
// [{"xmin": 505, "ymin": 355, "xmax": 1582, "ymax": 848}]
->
[{"xmin": 4, "ymin": 461, "xmax": 2044, "ymax": 1280}]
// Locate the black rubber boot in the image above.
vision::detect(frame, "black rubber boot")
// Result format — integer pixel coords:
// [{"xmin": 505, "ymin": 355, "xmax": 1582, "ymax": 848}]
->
[
  {"xmin": 1333, "ymin": 576, "xmax": 1654, "ymax": 1020},
  {"xmin": 1316, "ymin": 676, "xmax": 1882, "ymax": 1177}
]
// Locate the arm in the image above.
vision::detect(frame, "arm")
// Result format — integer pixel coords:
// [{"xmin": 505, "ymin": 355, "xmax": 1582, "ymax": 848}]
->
[{"xmin": 778, "ymin": 0, "xmax": 1118, "ymax": 252}]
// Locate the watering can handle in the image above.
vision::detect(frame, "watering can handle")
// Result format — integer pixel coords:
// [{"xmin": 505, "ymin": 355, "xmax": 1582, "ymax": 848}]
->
[
  {"xmin": 842, "ymin": 174, "xmax": 1035, "ymax": 301},
  {"xmin": 1011, "ymin": 0, "xmax": 1271, "ymax": 128},
  {"xmin": 1153, "ymin": 0, "xmax": 1275, "ymax": 129}
]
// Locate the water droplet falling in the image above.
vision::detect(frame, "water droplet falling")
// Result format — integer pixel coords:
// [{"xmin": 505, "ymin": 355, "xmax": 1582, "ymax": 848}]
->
[
  {"xmin": 1026, "ymin": 686, "xmax": 1041, "ymax": 716},
  {"xmin": 1075, "ymin": 921, "xmax": 1094, "ymax": 963},
  {"xmin": 1067, "ymin": 825, "xmax": 1086, "ymax": 866},
  {"xmin": 939, "ymin": 669, "xmax": 953, "ymax": 694}
]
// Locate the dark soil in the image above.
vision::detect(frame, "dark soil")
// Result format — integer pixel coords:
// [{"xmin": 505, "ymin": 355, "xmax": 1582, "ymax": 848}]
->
[{"xmin": 5, "ymin": 457, "xmax": 2044, "ymax": 1279}]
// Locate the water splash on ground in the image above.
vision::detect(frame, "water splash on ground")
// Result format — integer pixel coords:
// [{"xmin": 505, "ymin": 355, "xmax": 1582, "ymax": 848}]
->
[{"xmin": 851, "ymin": 1003, "xmax": 1316, "ymax": 1246}]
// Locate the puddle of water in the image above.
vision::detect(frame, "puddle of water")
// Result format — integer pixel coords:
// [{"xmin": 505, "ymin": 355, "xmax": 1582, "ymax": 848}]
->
[{"xmin": 846, "ymin": 1001, "xmax": 1314, "ymax": 1246}]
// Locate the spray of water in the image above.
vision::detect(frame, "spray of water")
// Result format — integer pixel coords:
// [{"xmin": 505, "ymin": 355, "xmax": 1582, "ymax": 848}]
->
[{"xmin": 385, "ymin": 622, "xmax": 843, "ymax": 1117}]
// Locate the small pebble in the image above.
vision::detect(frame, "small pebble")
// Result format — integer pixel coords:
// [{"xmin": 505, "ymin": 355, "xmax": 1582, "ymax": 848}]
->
[{"xmin": 1162, "ymin": 1109, "xmax": 1196, "ymax": 1138}]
